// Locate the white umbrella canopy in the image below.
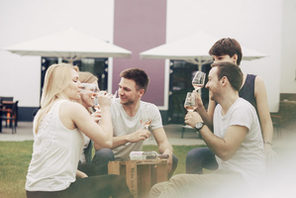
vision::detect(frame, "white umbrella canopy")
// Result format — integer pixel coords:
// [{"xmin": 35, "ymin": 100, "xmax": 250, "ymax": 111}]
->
[
  {"xmin": 5, "ymin": 28, "xmax": 131, "ymax": 61},
  {"xmin": 140, "ymin": 32, "xmax": 217, "ymax": 62},
  {"xmin": 140, "ymin": 32, "xmax": 265, "ymax": 67}
]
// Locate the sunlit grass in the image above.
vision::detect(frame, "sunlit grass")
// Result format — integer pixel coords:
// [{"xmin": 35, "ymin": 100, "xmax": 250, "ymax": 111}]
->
[{"xmin": 0, "ymin": 141, "xmax": 33, "ymax": 198}]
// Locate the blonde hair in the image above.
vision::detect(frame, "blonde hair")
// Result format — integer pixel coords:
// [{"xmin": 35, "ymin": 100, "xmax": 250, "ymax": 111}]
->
[
  {"xmin": 78, "ymin": 71, "xmax": 98, "ymax": 84},
  {"xmin": 35, "ymin": 63, "xmax": 75, "ymax": 133}
]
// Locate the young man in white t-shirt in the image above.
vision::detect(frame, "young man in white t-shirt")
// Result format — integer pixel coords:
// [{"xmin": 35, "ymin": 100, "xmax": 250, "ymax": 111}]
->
[
  {"xmin": 149, "ymin": 62, "xmax": 265, "ymax": 197},
  {"xmin": 93, "ymin": 68, "xmax": 178, "ymax": 177}
]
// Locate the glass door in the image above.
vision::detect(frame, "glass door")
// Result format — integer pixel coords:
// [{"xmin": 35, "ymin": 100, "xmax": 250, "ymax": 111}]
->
[
  {"xmin": 167, "ymin": 60, "xmax": 211, "ymax": 124},
  {"xmin": 40, "ymin": 57, "xmax": 108, "ymax": 97}
]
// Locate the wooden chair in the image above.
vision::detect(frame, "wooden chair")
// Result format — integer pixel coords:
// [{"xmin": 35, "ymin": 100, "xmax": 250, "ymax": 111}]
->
[
  {"xmin": 0, "ymin": 100, "xmax": 18, "ymax": 133},
  {"xmin": 0, "ymin": 97, "xmax": 15, "ymax": 127}
]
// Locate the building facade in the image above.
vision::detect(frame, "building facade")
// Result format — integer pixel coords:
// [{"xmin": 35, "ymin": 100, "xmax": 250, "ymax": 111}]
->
[{"xmin": 0, "ymin": 0, "xmax": 295, "ymax": 123}]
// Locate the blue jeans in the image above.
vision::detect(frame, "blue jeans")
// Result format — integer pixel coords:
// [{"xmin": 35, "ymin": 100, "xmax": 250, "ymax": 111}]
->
[
  {"xmin": 94, "ymin": 148, "xmax": 179, "ymax": 178},
  {"xmin": 186, "ymin": 147, "xmax": 218, "ymax": 174}
]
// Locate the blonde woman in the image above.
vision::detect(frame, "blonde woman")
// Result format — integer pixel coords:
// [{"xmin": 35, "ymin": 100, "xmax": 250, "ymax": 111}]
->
[
  {"xmin": 25, "ymin": 64, "xmax": 132, "ymax": 198},
  {"xmin": 77, "ymin": 71, "xmax": 114, "ymax": 176}
]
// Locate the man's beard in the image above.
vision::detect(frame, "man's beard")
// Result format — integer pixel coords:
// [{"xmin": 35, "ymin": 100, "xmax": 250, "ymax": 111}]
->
[{"xmin": 120, "ymin": 98, "xmax": 135, "ymax": 106}]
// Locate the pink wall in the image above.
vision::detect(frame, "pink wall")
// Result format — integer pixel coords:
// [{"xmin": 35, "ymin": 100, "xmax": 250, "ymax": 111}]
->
[{"xmin": 113, "ymin": 0, "xmax": 166, "ymax": 106}]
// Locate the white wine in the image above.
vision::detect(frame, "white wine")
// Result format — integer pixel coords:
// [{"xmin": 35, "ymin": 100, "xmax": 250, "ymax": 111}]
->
[
  {"xmin": 192, "ymin": 83, "xmax": 204, "ymax": 90},
  {"xmin": 192, "ymin": 71, "xmax": 206, "ymax": 90},
  {"xmin": 185, "ymin": 106, "xmax": 195, "ymax": 112}
]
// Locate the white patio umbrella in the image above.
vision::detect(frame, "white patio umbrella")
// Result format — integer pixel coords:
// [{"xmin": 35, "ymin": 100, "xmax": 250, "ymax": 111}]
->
[
  {"xmin": 140, "ymin": 32, "xmax": 265, "ymax": 70},
  {"xmin": 5, "ymin": 28, "xmax": 131, "ymax": 63}
]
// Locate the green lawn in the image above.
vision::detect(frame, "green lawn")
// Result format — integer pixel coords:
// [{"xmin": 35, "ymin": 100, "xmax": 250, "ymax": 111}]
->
[
  {"xmin": 0, "ymin": 141, "xmax": 201, "ymax": 198},
  {"xmin": 0, "ymin": 141, "xmax": 33, "ymax": 198}
]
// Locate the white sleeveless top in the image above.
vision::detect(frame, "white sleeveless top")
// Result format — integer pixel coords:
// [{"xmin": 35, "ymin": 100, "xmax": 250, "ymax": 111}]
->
[{"xmin": 25, "ymin": 100, "xmax": 83, "ymax": 191}]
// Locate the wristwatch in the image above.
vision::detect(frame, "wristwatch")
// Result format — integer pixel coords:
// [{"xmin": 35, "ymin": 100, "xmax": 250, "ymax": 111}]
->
[{"xmin": 195, "ymin": 122, "xmax": 204, "ymax": 131}]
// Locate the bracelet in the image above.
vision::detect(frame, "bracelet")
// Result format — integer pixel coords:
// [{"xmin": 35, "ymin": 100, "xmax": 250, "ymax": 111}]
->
[{"xmin": 264, "ymin": 141, "xmax": 272, "ymax": 145}]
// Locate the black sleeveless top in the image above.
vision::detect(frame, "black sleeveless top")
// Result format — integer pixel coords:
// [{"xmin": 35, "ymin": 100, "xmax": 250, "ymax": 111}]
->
[{"xmin": 239, "ymin": 74, "xmax": 257, "ymax": 110}]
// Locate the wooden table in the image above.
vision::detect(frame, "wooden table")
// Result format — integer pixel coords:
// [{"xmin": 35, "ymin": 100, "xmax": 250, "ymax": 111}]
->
[
  {"xmin": 2, "ymin": 100, "xmax": 14, "ymax": 105},
  {"xmin": 108, "ymin": 159, "xmax": 168, "ymax": 198}
]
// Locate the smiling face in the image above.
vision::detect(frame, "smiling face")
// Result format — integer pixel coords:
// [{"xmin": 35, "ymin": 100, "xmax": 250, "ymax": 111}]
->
[
  {"xmin": 63, "ymin": 69, "xmax": 81, "ymax": 101},
  {"xmin": 118, "ymin": 77, "xmax": 144, "ymax": 106},
  {"xmin": 205, "ymin": 67, "xmax": 222, "ymax": 101}
]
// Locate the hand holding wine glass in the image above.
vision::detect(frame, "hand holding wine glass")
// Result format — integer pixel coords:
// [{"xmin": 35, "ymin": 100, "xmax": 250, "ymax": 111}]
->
[
  {"xmin": 192, "ymin": 71, "xmax": 206, "ymax": 91},
  {"xmin": 184, "ymin": 92, "xmax": 196, "ymax": 112}
]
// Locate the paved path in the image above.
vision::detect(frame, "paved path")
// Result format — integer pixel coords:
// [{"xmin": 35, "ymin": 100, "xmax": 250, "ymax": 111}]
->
[
  {"xmin": 0, "ymin": 122, "xmax": 34, "ymax": 142},
  {"xmin": 1, "ymin": 121, "xmax": 296, "ymax": 148}
]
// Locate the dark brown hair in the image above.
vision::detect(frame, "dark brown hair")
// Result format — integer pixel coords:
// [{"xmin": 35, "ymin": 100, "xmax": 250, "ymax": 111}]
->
[
  {"xmin": 211, "ymin": 62, "xmax": 243, "ymax": 91},
  {"xmin": 209, "ymin": 38, "xmax": 242, "ymax": 65},
  {"xmin": 120, "ymin": 68, "xmax": 149, "ymax": 92}
]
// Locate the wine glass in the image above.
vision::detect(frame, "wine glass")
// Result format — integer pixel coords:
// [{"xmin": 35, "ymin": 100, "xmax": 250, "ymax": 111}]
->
[
  {"xmin": 80, "ymin": 83, "xmax": 99, "ymax": 106},
  {"xmin": 192, "ymin": 71, "xmax": 206, "ymax": 91},
  {"xmin": 184, "ymin": 92, "xmax": 196, "ymax": 112},
  {"xmin": 184, "ymin": 92, "xmax": 196, "ymax": 129},
  {"xmin": 112, "ymin": 90, "xmax": 118, "ymax": 101}
]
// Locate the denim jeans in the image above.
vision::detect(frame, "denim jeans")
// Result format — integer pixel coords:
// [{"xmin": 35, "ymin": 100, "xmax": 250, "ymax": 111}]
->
[{"xmin": 186, "ymin": 147, "xmax": 218, "ymax": 174}]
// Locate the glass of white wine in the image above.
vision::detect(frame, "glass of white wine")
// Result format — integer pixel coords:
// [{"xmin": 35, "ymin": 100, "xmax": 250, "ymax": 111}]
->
[
  {"xmin": 184, "ymin": 92, "xmax": 196, "ymax": 112},
  {"xmin": 80, "ymin": 83, "xmax": 99, "ymax": 106},
  {"xmin": 192, "ymin": 71, "xmax": 206, "ymax": 91}
]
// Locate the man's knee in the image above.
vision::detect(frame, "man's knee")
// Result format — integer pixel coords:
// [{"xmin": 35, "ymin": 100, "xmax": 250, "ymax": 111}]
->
[
  {"xmin": 186, "ymin": 147, "xmax": 210, "ymax": 163},
  {"xmin": 186, "ymin": 148, "xmax": 208, "ymax": 174},
  {"xmin": 186, "ymin": 148, "xmax": 200, "ymax": 162},
  {"xmin": 172, "ymin": 154, "xmax": 178, "ymax": 170}
]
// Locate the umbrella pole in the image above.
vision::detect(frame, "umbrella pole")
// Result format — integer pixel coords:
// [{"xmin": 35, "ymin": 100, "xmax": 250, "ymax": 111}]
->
[
  {"xmin": 58, "ymin": 58, "xmax": 63, "ymax": 63},
  {"xmin": 196, "ymin": 59, "xmax": 202, "ymax": 72}
]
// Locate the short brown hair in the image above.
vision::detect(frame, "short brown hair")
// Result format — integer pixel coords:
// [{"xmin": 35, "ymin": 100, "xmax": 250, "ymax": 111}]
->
[
  {"xmin": 209, "ymin": 38, "xmax": 242, "ymax": 65},
  {"xmin": 211, "ymin": 62, "xmax": 243, "ymax": 91},
  {"xmin": 120, "ymin": 68, "xmax": 149, "ymax": 92}
]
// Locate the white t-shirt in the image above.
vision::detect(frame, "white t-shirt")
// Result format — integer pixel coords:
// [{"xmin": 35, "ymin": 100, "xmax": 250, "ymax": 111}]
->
[
  {"xmin": 111, "ymin": 99, "xmax": 163, "ymax": 160},
  {"xmin": 26, "ymin": 100, "xmax": 83, "ymax": 191},
  {"xmin": 213, "ymin": 98, "xmax": 265, "ymax": 183}
]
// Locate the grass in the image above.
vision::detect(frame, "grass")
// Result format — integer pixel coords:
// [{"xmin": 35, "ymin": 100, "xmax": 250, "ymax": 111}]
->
[
  {"xmin": 0, "ymin": 141, "xmax": 33, "ymax": 198},
  {"xmin": 0, "ymin": 141, "xmax": 202, "ymax": 198}
]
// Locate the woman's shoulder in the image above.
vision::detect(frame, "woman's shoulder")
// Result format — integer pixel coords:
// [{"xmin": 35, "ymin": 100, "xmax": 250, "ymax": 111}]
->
[
  {"xmin": 246, "ymin": 73, "xmax": 264, "ymax": 84},
  {"xmin": 253, "ymin": 75, "xmax": 266, "ymax": 93},
  {"xmin": 59, "ymin": 100, "xmax": 85, "ymax": 114}
]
